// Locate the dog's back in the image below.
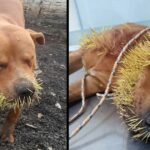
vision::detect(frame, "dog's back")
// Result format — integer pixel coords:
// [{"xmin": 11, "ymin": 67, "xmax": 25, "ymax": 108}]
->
[{"xmin": 0, "ymin": 0, "xmax": 24, "ymax": 27}]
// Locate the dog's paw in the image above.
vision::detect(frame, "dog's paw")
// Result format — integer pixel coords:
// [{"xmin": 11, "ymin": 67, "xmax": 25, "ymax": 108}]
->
[{"xmin": 1, "ymin": 133, "xmax": 14, "ymax": 143}]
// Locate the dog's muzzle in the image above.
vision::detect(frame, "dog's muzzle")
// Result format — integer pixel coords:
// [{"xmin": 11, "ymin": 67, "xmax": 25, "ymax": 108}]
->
[{"xmin": 15, "ymin": 78, "xmax": 35, "ymax": 99}]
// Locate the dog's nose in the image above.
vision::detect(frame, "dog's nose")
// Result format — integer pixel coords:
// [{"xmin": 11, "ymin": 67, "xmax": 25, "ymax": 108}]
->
[
  {"xmin": 15, "ymin": 78, "xmax": 35, "ymax": 98},
  {"xmin": 145, "ymin": 113, "xmax": 150, "ymax": 126}
]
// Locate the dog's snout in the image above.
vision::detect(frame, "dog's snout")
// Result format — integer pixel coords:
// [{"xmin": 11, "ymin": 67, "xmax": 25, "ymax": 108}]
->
[
  {"xmin": 15, "ymin": 78, "xmax": 35, "ymax": 98},
  {"xmin": 144, "ymin": 112, "xmax": 150, "ymax": 126},
  {"xmin": 16, "ymin": 85, "xmax": 34, "ymax": 97}
]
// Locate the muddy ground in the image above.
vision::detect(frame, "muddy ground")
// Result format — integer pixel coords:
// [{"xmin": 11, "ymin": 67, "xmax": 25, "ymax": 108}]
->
[{"xmin": 0, "ymin": 14, "xmax": 67, "ymax": 150}]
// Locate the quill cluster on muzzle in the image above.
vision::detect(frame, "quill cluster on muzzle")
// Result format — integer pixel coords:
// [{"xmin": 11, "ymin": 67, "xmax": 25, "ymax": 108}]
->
[
  {"xmin": 113, "ymin": 33, "xmax": 150, "ymax": 142},
  {"xmin": 0, "ymin": 78, "xmax": 42, "ymax": 110}
]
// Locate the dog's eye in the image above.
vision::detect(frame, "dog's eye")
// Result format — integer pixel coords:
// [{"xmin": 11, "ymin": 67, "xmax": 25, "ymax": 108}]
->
[
  {"xmin": 23, "ymin": 59, "xmax": 32, "ymax": 67},
  {"xmin": 0, "ymin": 63, "xmax": 7, "ymax": 70}
]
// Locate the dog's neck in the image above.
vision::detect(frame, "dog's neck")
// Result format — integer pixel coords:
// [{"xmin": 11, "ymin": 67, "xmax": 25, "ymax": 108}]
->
[{"xmin": 0, "ymin": 0, "xmax": 25, "ymax": 27}]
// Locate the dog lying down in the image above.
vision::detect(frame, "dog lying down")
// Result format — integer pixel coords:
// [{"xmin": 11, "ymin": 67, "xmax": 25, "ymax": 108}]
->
[{"xmin": 69, "ymin": 23, "xmax": 150, "ymax": 141}]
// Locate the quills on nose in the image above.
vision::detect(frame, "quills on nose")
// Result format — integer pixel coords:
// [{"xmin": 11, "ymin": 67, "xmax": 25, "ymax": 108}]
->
[
  {"xmin": 15, "ymin": 78, "xmax": 35, "ymax": 98},
  {"xmin": 16, "ymin": 85, "xmax": 35, "ymax": 98}
]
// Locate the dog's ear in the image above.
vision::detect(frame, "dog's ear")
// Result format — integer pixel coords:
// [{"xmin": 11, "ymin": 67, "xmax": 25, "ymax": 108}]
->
[{"xmin": 27, "ymin": 29, "xmax": 45, "ymax": 45}]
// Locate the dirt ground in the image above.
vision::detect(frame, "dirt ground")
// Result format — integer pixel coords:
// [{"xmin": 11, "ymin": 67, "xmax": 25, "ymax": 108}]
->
[{"xmin": 0, "ymin": 14, "xmax": 66, "ymax": 150}]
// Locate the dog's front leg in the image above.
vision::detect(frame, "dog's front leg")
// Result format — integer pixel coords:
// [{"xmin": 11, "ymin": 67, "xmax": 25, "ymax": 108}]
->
[
  {"xmin": 1, "ymin": 107, "xmax": 21, "ymax": 143},
  {"xmin": 69, "ymin": 75, "xmax": 106, "ymax": 103},
  {"xmin": 69, "ymin": 50, "xmax": 83, "ymax": 74}
]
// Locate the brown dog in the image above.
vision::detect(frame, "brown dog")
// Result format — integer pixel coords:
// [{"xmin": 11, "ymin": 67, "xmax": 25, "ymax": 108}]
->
[
  {"xmin": 69, "ymin": 23, "xmax": 150, "ymax": 126},
  {"xmin": 0, "ymin": 0, "xmax": 45, "ymax": 143}
]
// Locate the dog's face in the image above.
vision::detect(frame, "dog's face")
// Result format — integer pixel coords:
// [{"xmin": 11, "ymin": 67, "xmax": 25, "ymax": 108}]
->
[
  {"xmin": 134, "ymin": 66, "xmax": 150, "ymax": 127},
  {"xmin": 0, "ymin": 25, "xmax": 45, "ymax": 103}
]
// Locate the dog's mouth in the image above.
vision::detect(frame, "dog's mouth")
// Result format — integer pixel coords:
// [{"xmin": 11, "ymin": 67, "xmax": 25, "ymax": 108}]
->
[
  {"xmin": 0, "ymin": 80, "xmax": 42, "ymax": 109},
  {"xmin": 117, "ymin": 105, "xmax": 150, "ymax": 142}
]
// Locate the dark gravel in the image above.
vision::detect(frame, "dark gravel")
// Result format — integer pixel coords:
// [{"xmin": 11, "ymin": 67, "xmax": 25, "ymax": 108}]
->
[{"xmin": 0, "ymin": 13, "xmax": 67, "ymax": 150}]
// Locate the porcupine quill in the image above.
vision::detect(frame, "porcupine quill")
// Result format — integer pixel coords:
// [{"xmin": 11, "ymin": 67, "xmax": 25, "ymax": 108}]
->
[
  {"xmin": 113, "ymin": 33, "xmax": 150, "ymax": 142},
  {"xmin": 0, "ymin": 79, "xmax": 42, "ymax": 110}
]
